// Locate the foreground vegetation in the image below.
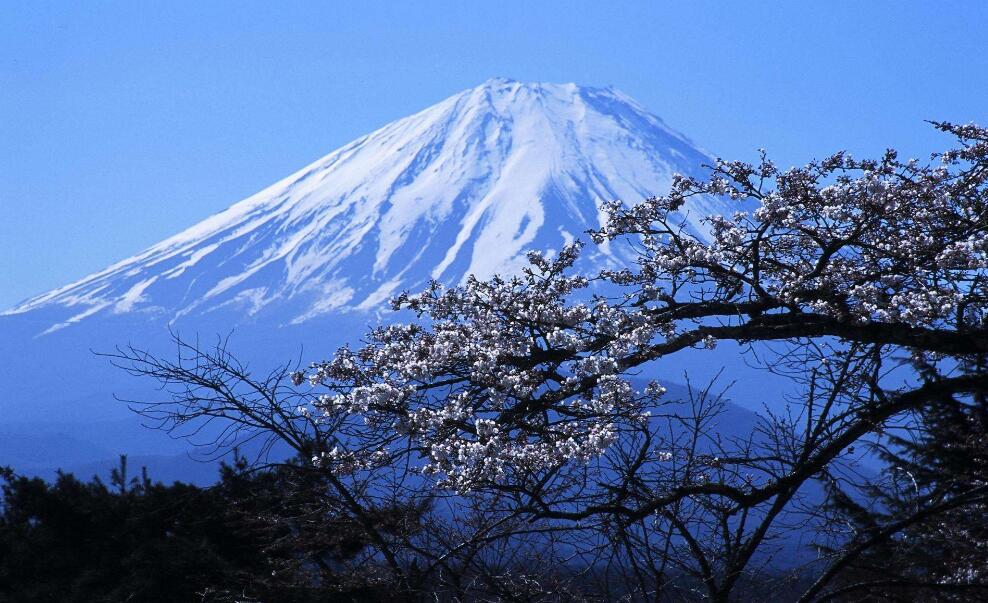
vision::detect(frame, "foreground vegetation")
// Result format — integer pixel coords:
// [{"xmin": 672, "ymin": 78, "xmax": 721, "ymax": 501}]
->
[
  {"xmin": 5, "ymin": 122, "xmax": 986, "ymax": 601},
  {"xmin": 0, "ymin": 455, "xmax": 421, "ymax": 602}
]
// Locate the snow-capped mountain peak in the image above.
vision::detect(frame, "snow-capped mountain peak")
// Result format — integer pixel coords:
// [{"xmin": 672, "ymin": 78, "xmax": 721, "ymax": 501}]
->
[{"xmin": 6, "ymin": 79, "xmax": 723, "ymax": 332}]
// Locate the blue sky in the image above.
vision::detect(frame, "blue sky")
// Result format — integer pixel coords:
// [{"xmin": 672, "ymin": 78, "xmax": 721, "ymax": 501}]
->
[{"xmin": 2, "ymin": 1, "xmax": 987, "ymax": 309}]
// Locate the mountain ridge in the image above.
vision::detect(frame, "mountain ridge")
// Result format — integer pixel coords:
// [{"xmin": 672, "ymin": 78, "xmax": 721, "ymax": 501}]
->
[
  {"xmin": 0, "ymin": 80, "xmax": 796, "ymax": 486},
  {"xmin": 5, "ymin": 78, "xmax": 724, "ymax": 335}
]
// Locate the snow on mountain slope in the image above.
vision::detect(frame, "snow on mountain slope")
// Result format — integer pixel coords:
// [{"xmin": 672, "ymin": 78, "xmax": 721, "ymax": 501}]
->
[{"xmin": 5, "ymin": 78, "xmax": 727, "ymax": 333}]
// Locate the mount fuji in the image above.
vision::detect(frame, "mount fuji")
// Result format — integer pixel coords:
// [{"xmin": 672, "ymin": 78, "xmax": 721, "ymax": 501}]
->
[
  {"xmin": 0, "ymin": 78, "xmax": 749, "ymax": 481},
  {"xmin": 4, "ymin": 78, "xmax": 722, "ymax": 333}
]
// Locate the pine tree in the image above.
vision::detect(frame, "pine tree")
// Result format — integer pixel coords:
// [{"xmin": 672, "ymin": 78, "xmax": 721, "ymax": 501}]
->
[{"xmin": 822, "ymin": 361, "xmax": 988, "ymax": 601}]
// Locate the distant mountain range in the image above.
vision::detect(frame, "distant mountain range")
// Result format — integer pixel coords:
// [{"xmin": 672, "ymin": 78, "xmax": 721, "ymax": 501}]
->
[{"xmin": 1, "ymin": 79, "xmax": 753, "ymax": 481}]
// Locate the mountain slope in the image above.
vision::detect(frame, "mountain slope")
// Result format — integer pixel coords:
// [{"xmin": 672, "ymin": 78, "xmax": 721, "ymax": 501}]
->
[
  {"xmin": 0, "ymin": 79, "xmax": 773, "ymax": 478},
  {"xmin": 5, "ymin": 78, "xmax": 723, "ymax": 334}
]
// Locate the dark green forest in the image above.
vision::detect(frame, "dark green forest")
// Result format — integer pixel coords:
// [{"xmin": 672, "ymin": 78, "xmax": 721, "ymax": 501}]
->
[{"xmin": 0, "ymin": 456, "xmax": 413, "ymax": 602}]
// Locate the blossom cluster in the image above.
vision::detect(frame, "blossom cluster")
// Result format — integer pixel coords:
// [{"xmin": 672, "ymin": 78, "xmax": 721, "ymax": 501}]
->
[{"xmin": 292, "ymin": 122, "xmax": 988, "ymax": 492}]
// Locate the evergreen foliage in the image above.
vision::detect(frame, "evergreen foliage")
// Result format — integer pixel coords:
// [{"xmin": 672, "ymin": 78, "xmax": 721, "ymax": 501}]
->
[
  {"xmin": 0, "ymin": 456, "xmax": 414, "ymax": 602},
  {"xmin": 821, "ymin": 364, "xmax": 988, "ymax": 601}
]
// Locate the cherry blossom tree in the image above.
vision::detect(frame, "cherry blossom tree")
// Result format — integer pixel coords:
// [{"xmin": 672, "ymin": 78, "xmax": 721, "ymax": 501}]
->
[{"xmin": 112, "ymin": 121, "xmax": 988, "ymax": 601}]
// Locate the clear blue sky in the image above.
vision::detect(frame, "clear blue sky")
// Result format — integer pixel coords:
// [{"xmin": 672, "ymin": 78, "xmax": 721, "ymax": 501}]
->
[{"xmin": 2, "ymin": 1, "xmax": 987, "ymax": 309}]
